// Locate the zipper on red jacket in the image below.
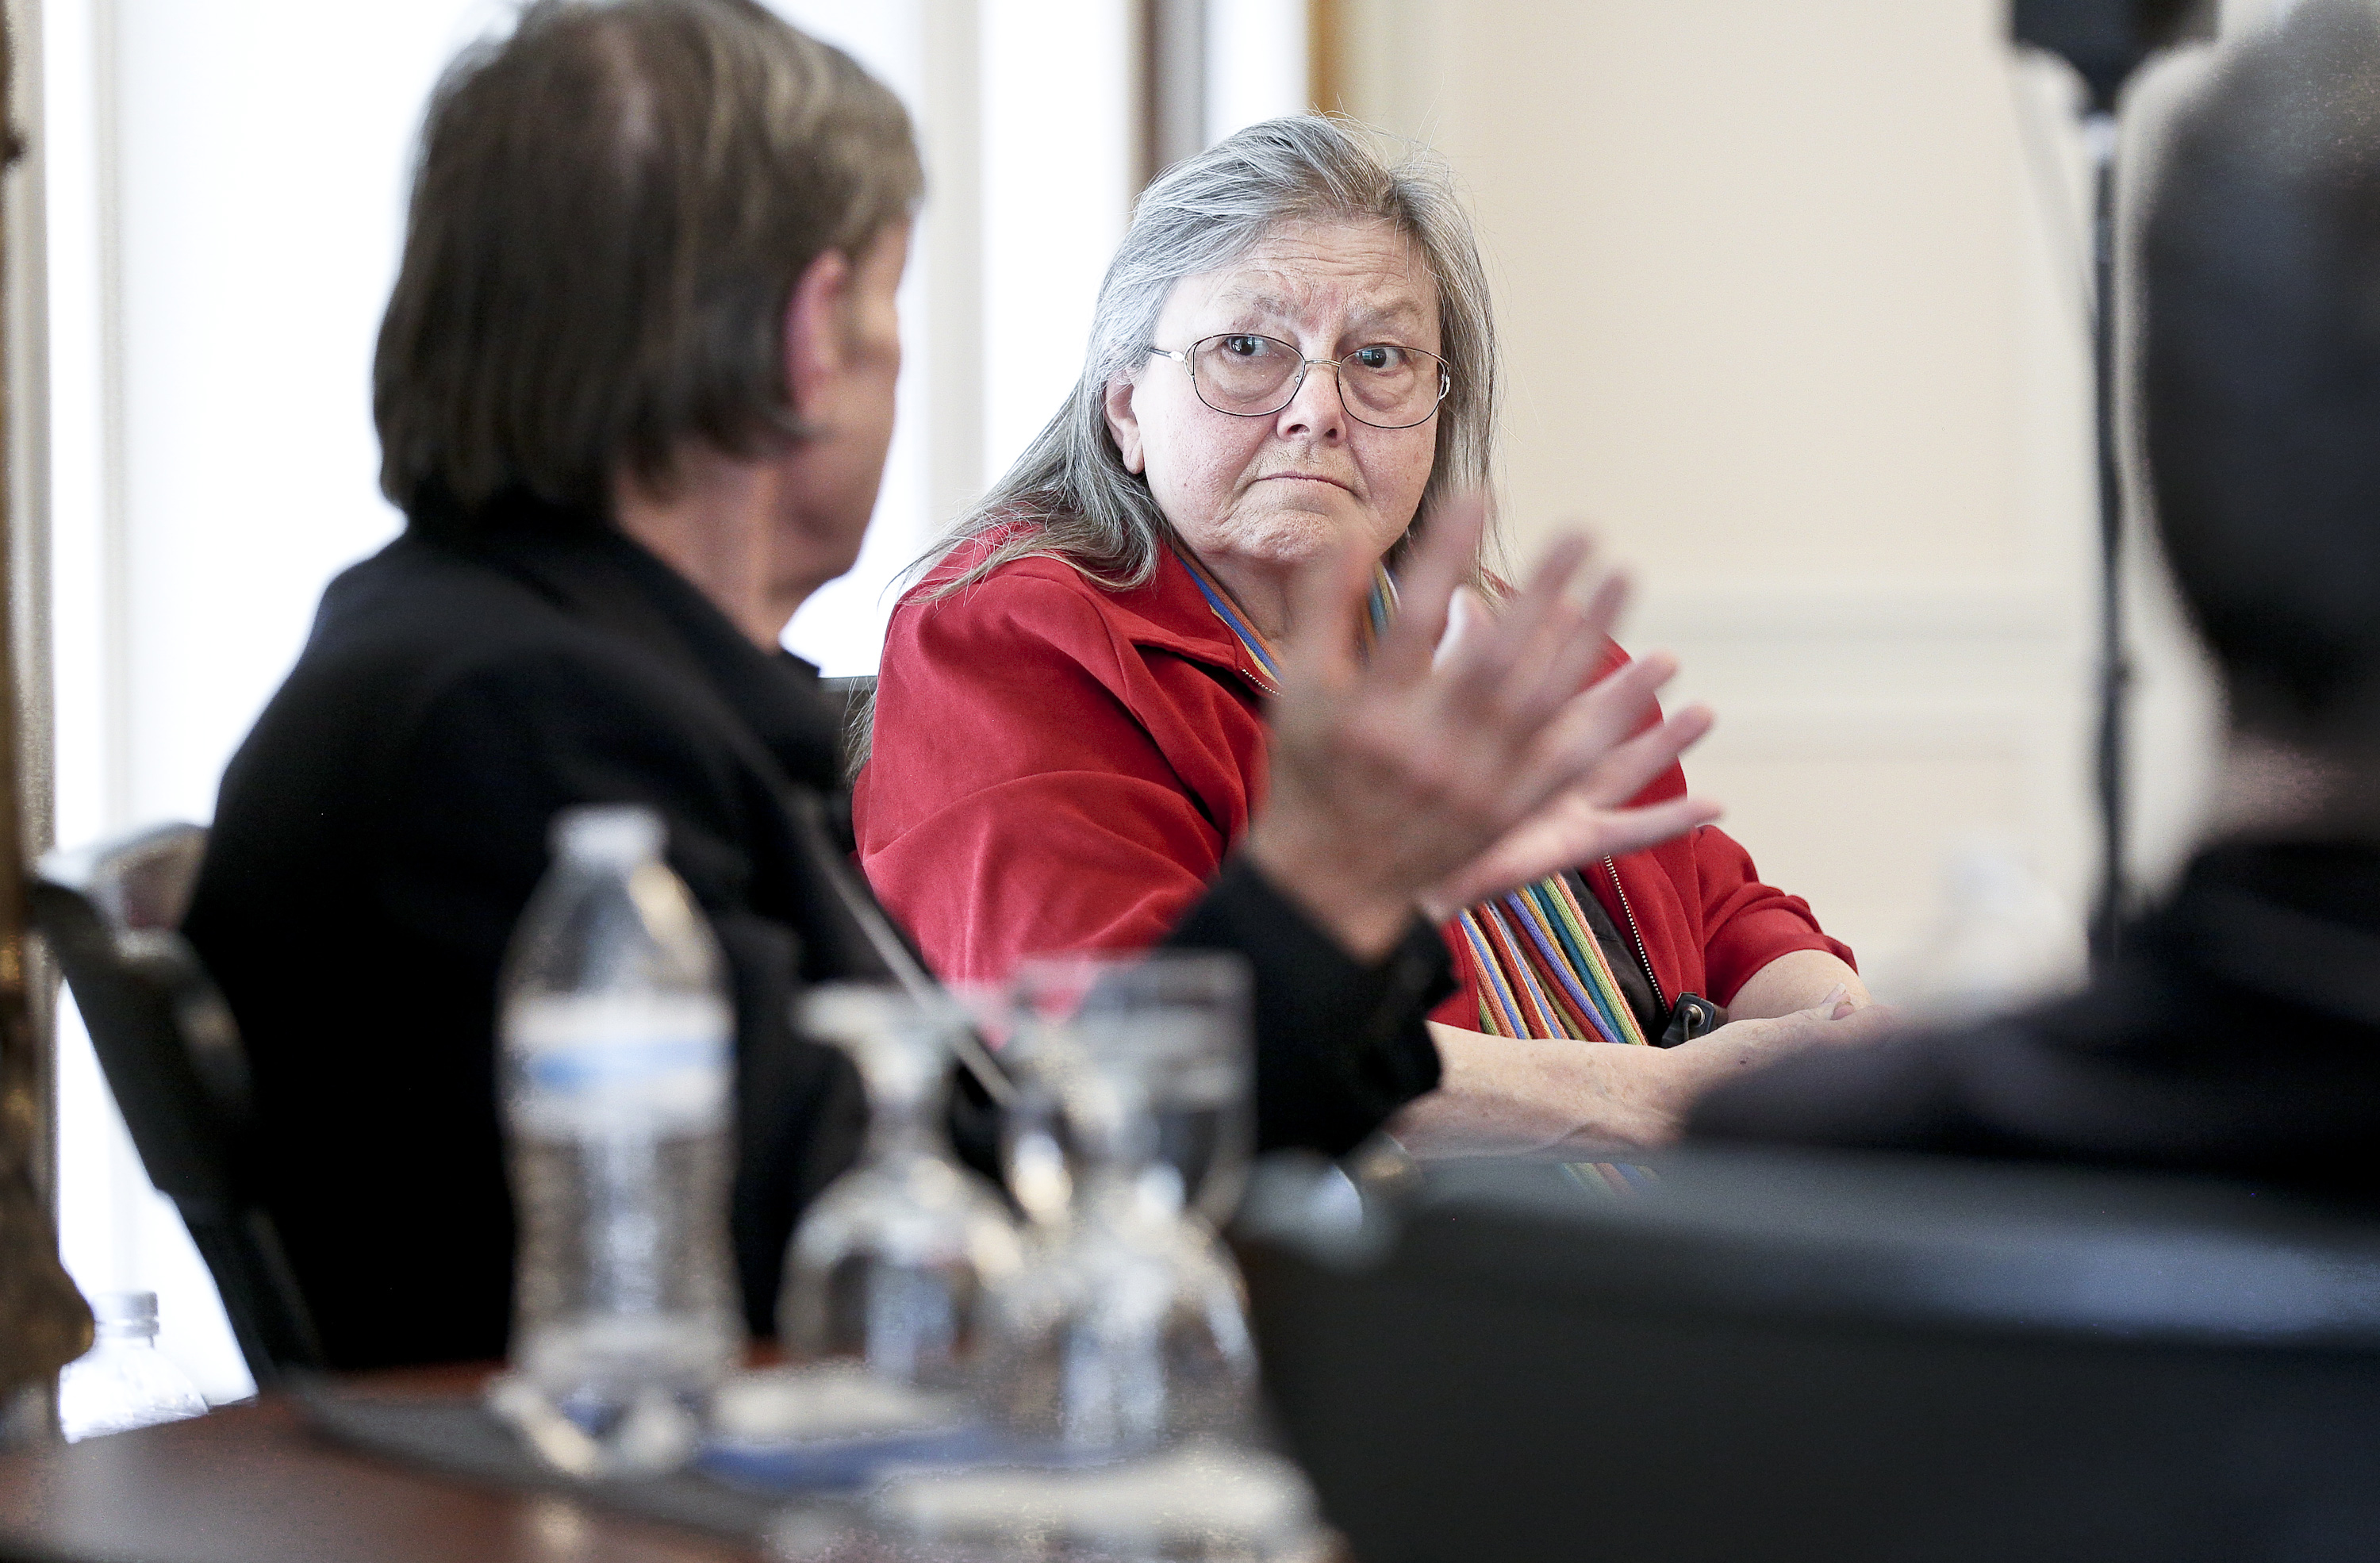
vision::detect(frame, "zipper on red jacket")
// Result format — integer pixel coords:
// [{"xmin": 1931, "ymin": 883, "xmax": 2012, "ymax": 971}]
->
[{"xmin": 1602, "ymin": 854, "xmax": 1667, "ymax": 1016}]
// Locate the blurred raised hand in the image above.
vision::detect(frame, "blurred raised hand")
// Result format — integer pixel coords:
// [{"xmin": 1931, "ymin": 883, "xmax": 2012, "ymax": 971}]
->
[{"xmin": 1245, "ymin": 493, "xmax": 1718, "ymax": 958}]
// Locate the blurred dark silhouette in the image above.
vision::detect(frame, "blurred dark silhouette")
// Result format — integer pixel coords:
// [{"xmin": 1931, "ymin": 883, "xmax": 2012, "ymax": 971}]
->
[
  {"xmin": 1246, "ymin": 1149, "xmax": 2380, "ymax": 1563},
  {"xmin": 2013, "ymin": 0, "xmax": 2214, "ymax": 110},
  {"xmin": 181, "ymin": 0, "xmax": 927, "ymax": 1371},
  {"xmin": 1694, "ymin": 0, "xmax": 2380, "ymax": 1199},
  {"xmin": 2015, "ymin": 0, "xmax": 2214, "ymax": 961}
]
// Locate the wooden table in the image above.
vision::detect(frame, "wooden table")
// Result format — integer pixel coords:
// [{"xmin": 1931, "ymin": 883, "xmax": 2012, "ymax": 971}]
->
[{"xmin": 0, "ymin": 1369, "xmax": 768, "ymax": 1563}]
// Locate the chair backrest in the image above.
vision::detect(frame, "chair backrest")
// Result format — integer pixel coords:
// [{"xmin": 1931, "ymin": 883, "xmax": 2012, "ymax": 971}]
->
[
  {"xmin": 1240, "ymin": 1146, "xmax": 2380, "ymax": 1563},
  {"xmin": 34, "ymin": 824, "xmax": 322, "ymax": 1383}
]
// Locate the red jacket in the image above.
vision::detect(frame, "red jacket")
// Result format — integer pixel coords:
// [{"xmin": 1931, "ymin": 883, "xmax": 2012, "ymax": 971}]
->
[{"xmin": 855, "ymin": 535, "xmax": 1852, "ymax": 1025}]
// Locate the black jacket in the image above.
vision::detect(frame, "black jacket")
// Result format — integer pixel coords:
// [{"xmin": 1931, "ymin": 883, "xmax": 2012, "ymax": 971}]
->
[
  {"xmin": 182, "ymin": 493, "xmax": 1447, "ymax": 1369},
  {"xmin": 1692, "ymin": 839, "xmax": 2380, "ymax": 1197}
]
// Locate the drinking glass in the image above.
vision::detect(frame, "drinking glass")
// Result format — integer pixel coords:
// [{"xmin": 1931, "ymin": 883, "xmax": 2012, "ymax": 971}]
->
[
  {"xmin": 975, "ymin": 952, "xmax": 1260, "ymax": 1455},
  {"xmin": 779, "ymin": 985, "xmax": 1023, "ymax": 1388},
  {"xmin": 1009, "ymin": 952, "xmax": 1255, "ymax": 1227}
]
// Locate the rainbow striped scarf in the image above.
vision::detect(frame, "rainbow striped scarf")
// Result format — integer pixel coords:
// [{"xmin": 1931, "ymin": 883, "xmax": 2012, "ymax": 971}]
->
[{"xmin": 1180, "ymin": 550, "xmax": 1654, "ymax": 1053}]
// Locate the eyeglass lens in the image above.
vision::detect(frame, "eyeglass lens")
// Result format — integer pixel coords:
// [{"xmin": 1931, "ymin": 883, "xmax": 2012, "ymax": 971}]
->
[{"xmin": 1188, "ymin": 334, "xmax": 1446, "ymax": 428}]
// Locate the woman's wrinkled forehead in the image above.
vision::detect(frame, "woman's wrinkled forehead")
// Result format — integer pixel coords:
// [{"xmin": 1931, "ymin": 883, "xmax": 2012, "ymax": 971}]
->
[{"xmin": 1165, "ymin": 217, "xmax": 1439, "ymax": 347}]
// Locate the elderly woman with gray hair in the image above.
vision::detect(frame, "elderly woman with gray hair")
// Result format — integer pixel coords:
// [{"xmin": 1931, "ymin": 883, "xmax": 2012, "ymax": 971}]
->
[{"xmin": 858, "ymin": 117, "xmax": 1882, "ymax": 1160}]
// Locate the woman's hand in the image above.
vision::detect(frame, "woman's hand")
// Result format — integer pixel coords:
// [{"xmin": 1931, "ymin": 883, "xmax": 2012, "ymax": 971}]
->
[
  {"xmin": 1639, "ymin": 988, "xmax": 1900, "ymax": 1138},
  {"xmin": 1244, "ymin": 493, "xmax": 1717, "ymax": 959},
  {"xmin": 1393, "ymin": 989, "xmax": 1902, "ymax": 1158}
]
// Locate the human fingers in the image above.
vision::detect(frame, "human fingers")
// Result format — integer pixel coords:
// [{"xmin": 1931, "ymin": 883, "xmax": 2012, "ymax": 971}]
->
[
  {"xmin": 1480, "ymin": 551, "xmax": 1638, "ymax": 738},
  {"xmin": 1429, "ymin": 595, "xmax": 1595, "ymax": 750},
  {"xmin": 1661, "ymin": 1002, "xmax": 1894, "ymax": 1105},
  {"xmin": 1741, "ymin": 992, "xmax": 1902, "ymax": 1054},
  {"xmin": 1422, "ymin": 780, "xmax": 1709, "ymax": 914},
  {"xmin": 1567, "ymin": 793, "xmax": 1724, "ymax": 862},
  {"xmin": 1476, "ymin": 539, "xmax": 1614, "ymax": 723},
  {"xmin": 1570, "ymin": 702, "xmax": 1716, "ymax": 810},
  {"xmin": 1486, "ymin": 533, "xmax": 1592, "ymax": 658},
  {"xmin": 1574, "ymin": 563, "xmax": 1628, "ymax": 647},
  {"xmin": 1804, "ymin": 985, "xmax": 1851, "ymax": 1018},
  {"xmin": 1372, "ymin": 493, "xmax": 1487, "ymax": 683},
  {"xmin": 1538, "ymin": 564, "xmax": 1632, "ymax": 714},
  {"xmin": 1819, "ymin": 1001, "xmax": 1903, "ymax": 1045},
  {"xmin": 1426, "ymin": 533, "xmax": 1590, "ymax": 703},
  {"xmin": 1280, "ymin": 530, "xmax": 1379, "ymax": 693},
  {"xmin": 1432, "ymin": 586, "xmax": 1488, "ymax": 670},
  {"xmin": 1502, "ymin": 586, "xmax": 1618, "ymax": 732},
  {"xmin": 1425, "ymin": 581, "xmax": 1580, "ymax": 732},
  {"xmin": 1676, "ymin": 1012, "xmax": 1828, "ymax": 1073},
  {"xmin": 1499, "ymin": 653, "xmax": 1682, "ymax": 812}
]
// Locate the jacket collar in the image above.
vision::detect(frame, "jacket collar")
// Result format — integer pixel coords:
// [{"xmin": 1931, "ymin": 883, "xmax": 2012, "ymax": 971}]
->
[
  {"xmin": 1119, "ymin": 545, "xmax": 1265, "ymax": 680},
  {"xmin": 941, "ymin": 528, "xmax": 1271, "ymax": 696},
  {"xmin": 412, "ymin": 487, "xmax": 846, "ymax": 791}
]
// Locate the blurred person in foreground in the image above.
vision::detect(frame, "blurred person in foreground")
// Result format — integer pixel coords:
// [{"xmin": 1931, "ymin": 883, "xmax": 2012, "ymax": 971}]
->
[
  {"xmin": 858, "ymin": 118, "xmax": 1887, "ymax": 1165},
  {"xmin": 179, "ymin": 0, "xmax": 1715, "ymax": 1369},
  {"xmin": 1695, "ymin": 0, "xmax": 2380, "ymax": 1186}
]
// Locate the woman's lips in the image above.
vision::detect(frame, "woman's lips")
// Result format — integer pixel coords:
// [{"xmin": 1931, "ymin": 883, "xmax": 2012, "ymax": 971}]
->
[{"xmin": 1258, "ymin": 472, "xmax": 1353, "ymax": 493}]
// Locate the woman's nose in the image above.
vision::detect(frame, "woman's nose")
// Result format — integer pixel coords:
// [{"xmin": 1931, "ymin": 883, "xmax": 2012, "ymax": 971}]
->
[{"xmin": 1273, "ymin": 358, "xmax": 1347, "ymax": 441}]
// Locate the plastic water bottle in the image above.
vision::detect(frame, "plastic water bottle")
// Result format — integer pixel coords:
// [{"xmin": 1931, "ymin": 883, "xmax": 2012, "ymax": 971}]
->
[
  {"xmin": 492, "ymin": 805, "xmax": 742, "ymax": 1477},
  {"xmin": 56, "ymin": 1291, "xmax": 208, "ymax": 1442}
]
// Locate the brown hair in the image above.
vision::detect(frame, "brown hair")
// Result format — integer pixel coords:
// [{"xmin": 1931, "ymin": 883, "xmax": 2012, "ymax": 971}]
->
[{"xmin": 373, "ymin": 0, "xmax": 921, "ymax": 527}]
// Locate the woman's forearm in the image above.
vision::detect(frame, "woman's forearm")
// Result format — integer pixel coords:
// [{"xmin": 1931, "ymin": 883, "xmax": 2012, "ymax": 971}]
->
[
  {"xmin": 1390, "ymin": 994, "xmax": 1902, "ymax": 1160},
  {"xmin": 1388, "ymin": 1023, "xmax": 1686, "ymax": 1158},
  {"xmin": 1726, "ymin": 949, "xmax": 1870, "ymax": 1021}
]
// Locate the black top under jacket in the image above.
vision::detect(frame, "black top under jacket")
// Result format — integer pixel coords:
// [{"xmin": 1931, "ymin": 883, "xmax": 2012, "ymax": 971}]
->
[
  {"xmin": 182, "ymin": 490, "xmax": 1449, "ymax": 1370},
  {"xmin": 1693, "ymin": 839, "xmax": 2380, "ymax": 1198}
]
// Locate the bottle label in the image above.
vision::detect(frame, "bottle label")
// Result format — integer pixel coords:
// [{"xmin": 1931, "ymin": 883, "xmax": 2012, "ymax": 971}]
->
[{"xmin": 507, "ymin": 995, "xmax": 731, "ymax": 1137}]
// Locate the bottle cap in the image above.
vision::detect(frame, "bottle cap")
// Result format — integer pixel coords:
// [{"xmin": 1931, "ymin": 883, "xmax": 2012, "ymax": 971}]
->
[
  {"xmin": 89, "ymin": 1290, "xmax": 159, "ymax": 1328},
  {"xmin": 552, "ymin": 805, "xmax": 665, "ymax": 865}
]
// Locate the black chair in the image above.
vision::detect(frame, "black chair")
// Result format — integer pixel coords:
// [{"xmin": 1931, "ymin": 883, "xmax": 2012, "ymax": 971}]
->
[
  {"xmin": 1240, "ymin": 1145, "xmax": 2380, "ymax": 1563},
  {"xmin": 33, "ymin": 824, "xmax": 322, "ymax": 1384}
]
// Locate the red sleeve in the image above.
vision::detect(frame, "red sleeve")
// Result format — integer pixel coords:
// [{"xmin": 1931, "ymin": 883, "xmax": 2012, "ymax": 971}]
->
[
  {"xmin": 1690, "ymin": 823, "xmax": 1856, "ymax": 1007},
  {"xmin": 855, "ymin": 570, "xmax": 1257, "ymax": 985}
]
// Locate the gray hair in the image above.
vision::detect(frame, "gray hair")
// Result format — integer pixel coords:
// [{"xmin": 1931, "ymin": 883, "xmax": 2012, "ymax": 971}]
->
[{"xmin": 920, "ymin": 114, "xmax": 1499, "ymax": 597}]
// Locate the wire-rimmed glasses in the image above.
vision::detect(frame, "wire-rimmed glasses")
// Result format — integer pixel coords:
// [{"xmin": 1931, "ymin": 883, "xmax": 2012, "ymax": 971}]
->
[{"xmin": 1151, "ymin": 332, "xmax": 1451, "ymax": 430}]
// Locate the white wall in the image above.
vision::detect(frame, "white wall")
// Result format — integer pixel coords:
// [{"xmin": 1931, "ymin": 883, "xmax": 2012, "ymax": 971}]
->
[
  {"xmin": 1335, "ymin": 0, "xmax": 2227, "ymax": 992},
  {"xmin": 774, "ymin": 0, "xmax": 938, "ymax": 676}
]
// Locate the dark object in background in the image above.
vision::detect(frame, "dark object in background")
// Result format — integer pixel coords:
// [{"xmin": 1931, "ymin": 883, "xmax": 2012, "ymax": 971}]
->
[
  {"xmin": 33, "ymin": 824, "xmax": 323, "ymax": 1384},
  {"xmin": 1242, "ymin": 1146, "xmax": 2380, "ymax": 1563},
  {"xmin": 2013, "ymin": 0, "xmax": 2217, "ymax": 109},
  {"xmin": 2010, "ymin": 0, "xmax": 2216, "ymax": 965}
]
